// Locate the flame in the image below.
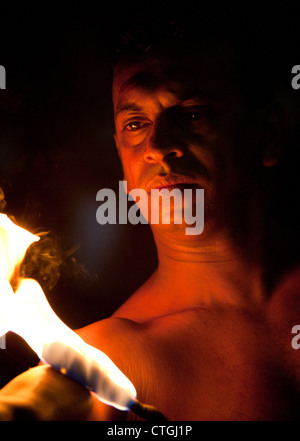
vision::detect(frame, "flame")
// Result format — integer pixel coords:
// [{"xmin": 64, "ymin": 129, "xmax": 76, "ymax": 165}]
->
[
  {"xmin": 0, "ymin": 214, "xmax": 39, "ymax": 336},
  {"xmin": 0, "ymin": 214, "xmax": 39, "ymax": 280},
  {"xmin": 0, "ymin": 214, "xmax": 136, "ymax": 411}
]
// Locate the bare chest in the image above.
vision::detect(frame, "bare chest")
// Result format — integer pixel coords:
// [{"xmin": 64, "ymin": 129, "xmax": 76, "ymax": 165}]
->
[{"xmin": 141, "ymin": 307, "xmax": 300, "ymax": 420}]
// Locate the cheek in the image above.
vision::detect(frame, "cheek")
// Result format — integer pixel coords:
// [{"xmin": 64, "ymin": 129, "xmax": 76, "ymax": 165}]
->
[
  {"xmin": 115, "ymin": 134, "xmax": 137, "ymax": 188},
  {"xmin": 118, "ymin": 148, "xmax": 144, "ymax": 191},
  {"xmin": 189, "ymin": 117, "xmax": 254, "ymax": 199},
  {"xmin": 210, "ymin": 112, "xmax": 256, "ymax": 174},
  {"xmin": 188, "ymin": 131, "xmax": 228, "ymax": 182}
]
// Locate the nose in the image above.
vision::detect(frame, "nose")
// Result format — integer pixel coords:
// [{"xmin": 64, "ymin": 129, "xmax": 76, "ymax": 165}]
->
[
  {"xmin": 144, "ymin": 142, "xmax": 184, "ymax": 164},
  {"xmin": 143, "ymin": 118, "xmax": 185, "ymax": 164}
]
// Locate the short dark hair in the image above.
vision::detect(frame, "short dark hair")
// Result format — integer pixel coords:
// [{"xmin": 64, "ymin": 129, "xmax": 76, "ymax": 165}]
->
[{"xmin": 111, "ymin": 4, "xmax": 277, "ymax": 111}]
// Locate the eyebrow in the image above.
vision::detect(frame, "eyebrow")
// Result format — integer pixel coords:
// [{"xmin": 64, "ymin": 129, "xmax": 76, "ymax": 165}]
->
[
  {"xmin": 115, "ymin": 92, "xmax": 217, "ymax": 117},
  {"xmin": 115, "ymin": 102, "xmax": 144, "ymax": 116},
  {"xmin": 114, "ymin": 75, "xmax": 220, "ymax": 118}
]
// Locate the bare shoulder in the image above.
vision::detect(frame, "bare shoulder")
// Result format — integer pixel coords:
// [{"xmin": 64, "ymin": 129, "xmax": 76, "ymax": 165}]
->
[
  {"xmin": 76, "ymin": 317, "xmax": 146, "ymax": 373},
  {"xmin": 77, "ymin": 308, "xmax": 205, "ymax": 348},
  {"xmin": 77, "ymin": 316, "xmax": 143, "ymax": 342},
  {"xmin": 75, "ymin": 310, "xmax": 206, "ymax": 418},
  {"xmin": 76, "ymin": 312, "xmax": 199, "ymax": 367}
]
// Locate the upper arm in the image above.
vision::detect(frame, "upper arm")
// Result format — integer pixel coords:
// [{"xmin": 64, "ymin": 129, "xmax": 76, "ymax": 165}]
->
[
  {"xmin": 76, "ymin": 313, "xmax": 197, "ymax": 420},
  {"xmin": 76, "ymin": 317, "xmax": 154, "ymax": 419}
]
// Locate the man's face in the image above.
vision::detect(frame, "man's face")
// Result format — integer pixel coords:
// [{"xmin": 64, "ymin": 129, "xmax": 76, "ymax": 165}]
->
[{"xmin": 113, "ymin": 39, "xmax": 263, "ymax": 236}]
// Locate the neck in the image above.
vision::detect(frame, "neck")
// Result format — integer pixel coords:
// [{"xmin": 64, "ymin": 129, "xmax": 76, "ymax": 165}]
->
[{"xmin": 150, "ymin": 214, "xmax": 291, "ymax": 310}]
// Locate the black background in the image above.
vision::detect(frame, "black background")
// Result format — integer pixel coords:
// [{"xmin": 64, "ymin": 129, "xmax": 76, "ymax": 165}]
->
[{"xmin": 0, "ymin": 2, "xmax": 300, "ymax": 386}]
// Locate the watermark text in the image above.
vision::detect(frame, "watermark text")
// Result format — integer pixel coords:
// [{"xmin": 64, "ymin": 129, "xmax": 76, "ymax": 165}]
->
[
  {"xmin": 0, "ymin": 65, "xmax": 6, "ymax": 89},
  {"xmin": 0, "ymin": 335, "xmax": 6, "ymax": 349},
  {"xmin": 96, "ymin": 181, "xmax": 204, "ymax": 235}
]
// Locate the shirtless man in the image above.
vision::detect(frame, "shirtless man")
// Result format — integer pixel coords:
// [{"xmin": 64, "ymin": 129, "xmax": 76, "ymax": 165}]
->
[{"xmin": 0, "ymin": 14, "xmax": 300, "ymax": 421}]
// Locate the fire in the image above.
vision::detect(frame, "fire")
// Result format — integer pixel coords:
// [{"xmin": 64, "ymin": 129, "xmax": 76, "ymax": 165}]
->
[{"xmin": 0, "ymin": 214, "xmax": 137, "ymax": 411}]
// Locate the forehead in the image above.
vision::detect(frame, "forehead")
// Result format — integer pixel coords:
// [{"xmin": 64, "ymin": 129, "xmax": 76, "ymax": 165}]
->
[{"xmin": 112, "ymin": 38, "xmax": 241, "ymax": 109}]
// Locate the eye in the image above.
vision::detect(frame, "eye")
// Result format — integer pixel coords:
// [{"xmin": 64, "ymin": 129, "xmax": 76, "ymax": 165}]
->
[
  {"xmin": 180, "ymin": 108, "xmax": 207, "ymax": 124},
  {"xmin": 123, "ymin": 119, "xmax": 151, "ymax": 132},
  {"xmin": 185, "ymin": 112, "xmax": 201, "ymax": 121}
]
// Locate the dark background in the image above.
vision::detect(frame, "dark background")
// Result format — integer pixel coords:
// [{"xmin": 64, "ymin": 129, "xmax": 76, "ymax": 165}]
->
[
  {"xmin": 0, "ymin": 3, "xmax": 159, "ymax": 384},
  {"xmin": 0, "ymin": 2, "xmax": 300, "ymax": 385}
]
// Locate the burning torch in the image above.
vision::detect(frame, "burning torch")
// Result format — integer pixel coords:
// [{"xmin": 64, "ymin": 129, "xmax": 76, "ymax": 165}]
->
[{"xmin": 0, "ymin": 214, "xmax": 166, "ymax": 421}]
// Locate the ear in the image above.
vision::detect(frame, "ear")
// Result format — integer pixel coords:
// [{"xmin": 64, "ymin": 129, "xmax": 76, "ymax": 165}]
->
[{"xmin": 255, "ymin": 102, "xmax": 288, "ymax": 167}]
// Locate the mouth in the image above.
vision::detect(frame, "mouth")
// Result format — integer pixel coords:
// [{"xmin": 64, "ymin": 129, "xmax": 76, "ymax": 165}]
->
[
  {"xmin": 146, "ymin": 177, "xmax": 199, "ymax": 193},
  {"xmin": 154, "ymin": 183, "xmax": 199, "ymax": 192}
]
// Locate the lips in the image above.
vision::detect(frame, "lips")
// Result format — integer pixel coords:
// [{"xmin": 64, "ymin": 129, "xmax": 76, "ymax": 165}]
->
[{"xmin": 145, "ymin": 176, "xmax": 199, "ymax": 193}]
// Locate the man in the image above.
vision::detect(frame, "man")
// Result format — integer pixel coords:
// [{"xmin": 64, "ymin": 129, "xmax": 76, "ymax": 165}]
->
[{"xmin": 0, "ymin": 10, "xmax": 300, "ymax": 421}]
